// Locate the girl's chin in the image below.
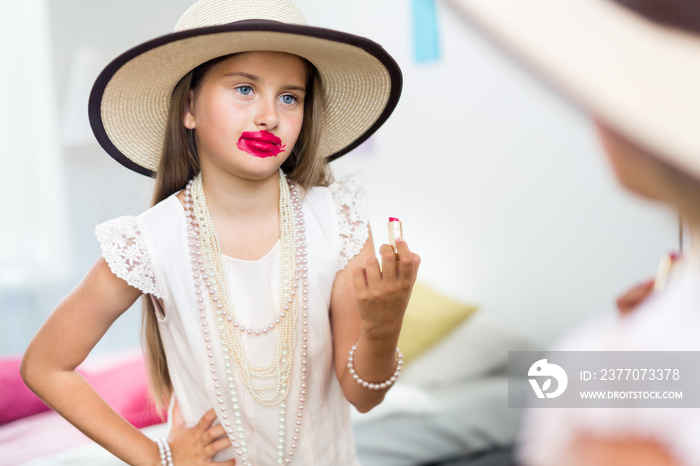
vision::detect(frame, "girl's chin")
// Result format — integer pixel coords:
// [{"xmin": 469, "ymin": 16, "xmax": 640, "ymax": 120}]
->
[
  {"xmin": 200, "ymin": 150, "xmax": 291, "ymax": 177},
  {"xmin": 226, "ymin": 160, "xmax": 289, "ymax": 180}
]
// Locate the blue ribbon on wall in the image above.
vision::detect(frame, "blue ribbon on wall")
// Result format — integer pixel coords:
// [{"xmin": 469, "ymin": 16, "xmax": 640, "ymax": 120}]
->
[{"xmin": 412, "ymin": 0, "xmax": 440, "ymax": 63}]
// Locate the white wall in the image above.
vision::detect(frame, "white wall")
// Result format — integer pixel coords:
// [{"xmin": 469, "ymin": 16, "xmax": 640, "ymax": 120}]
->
[
  {"xmin": 301, "ymin": 0, "xmax": 678, "ymax": 344},
  {"xmin": 0, "ymin": 0, "xmax": 679, "ymax": 354},
  {"xmin": 0, "ymin": 0, "xmax": 71, "ymax": 353}
]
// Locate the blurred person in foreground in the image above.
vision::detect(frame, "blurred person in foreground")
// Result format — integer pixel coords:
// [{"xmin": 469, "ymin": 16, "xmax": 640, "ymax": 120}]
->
[{"xmin": 448, "ymin": 0, "xmax": 700, "ymax": 465}]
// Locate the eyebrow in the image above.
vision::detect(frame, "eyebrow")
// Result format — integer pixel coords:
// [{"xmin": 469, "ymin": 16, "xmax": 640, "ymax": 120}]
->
[{"xmin": 223, "ymin": 71, "xmax": 306, "ymax": 93}]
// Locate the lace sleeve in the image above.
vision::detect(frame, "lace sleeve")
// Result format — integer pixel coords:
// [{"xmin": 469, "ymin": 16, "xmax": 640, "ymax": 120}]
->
[
  {"xmin": 330, "ymin": 173, "xmax": 369, "ymax": 270},
  {"xmin": 95, "ymin": 216, "xmax": 162, "ymax": 299}
]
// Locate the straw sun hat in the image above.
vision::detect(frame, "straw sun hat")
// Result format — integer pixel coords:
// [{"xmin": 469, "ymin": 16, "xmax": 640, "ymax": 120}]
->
[
  {"xmin": 89, "ymin": 0, "xmax": 402, "ymax": 176},
  {"xmin": 446, "ymin": 0, "xmax": 700, "ymax": 179}
]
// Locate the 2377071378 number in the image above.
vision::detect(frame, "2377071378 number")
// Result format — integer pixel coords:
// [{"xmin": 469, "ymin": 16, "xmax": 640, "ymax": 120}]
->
[{"xmin": 599, "ymin": 368, "xmax": 680, "ymax": 381}]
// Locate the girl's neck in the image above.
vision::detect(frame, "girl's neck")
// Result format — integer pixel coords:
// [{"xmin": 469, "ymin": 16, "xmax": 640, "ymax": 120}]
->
[
  {"xmin": 196, "ymin": 168, "xmax": 283, "ymax": 261},
  {"xmin": 201, "ymin": 168, "xmax": 281, "ymax": 220}
]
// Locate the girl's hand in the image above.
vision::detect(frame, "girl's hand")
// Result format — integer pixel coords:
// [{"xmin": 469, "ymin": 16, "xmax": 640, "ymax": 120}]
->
[
  {"xmin": 166, "ymin": 400, "xmax": 236, "ymax": 465},
  {"xmin": 352, "ymin": 238, "xmax": 420, "ymax": 336},
  {"xmin": 616, "ymin": 279, "xmax": 655, "ymax": 315}
]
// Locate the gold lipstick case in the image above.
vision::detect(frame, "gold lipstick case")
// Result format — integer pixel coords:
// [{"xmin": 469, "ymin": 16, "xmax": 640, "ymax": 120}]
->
[
  {"xmin": 654, "ymin": 253, "xmax": 677, "ymax": 291},
  {"xmin": 388, "ymin": 218, "xmax": 403, "ymax": 254}
]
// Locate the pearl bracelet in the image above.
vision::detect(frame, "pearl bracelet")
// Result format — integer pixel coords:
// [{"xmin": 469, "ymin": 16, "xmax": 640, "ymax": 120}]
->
[
  {"xmin": 347, "ymin": 343, "xmax": 403, "ymax": 390},
  {"xmin": 156, "ymin": 438, "xmax": 174, "ymax": 466}
]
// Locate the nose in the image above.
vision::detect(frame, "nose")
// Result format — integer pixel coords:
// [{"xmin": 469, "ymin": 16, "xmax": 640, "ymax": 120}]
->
[{"xmin": 254, "ymin": 95, "xmax": 279, "ymax": 129}]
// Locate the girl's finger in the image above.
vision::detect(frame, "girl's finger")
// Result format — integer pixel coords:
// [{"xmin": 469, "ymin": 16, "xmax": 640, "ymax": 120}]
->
[
  {"xmin": 206, "ymin": 423, "xmax": 227, "ymax": 441},
  {"xmin": 204, "ymin": 435, "xmax": 233, "ymax": 458},
  {"xmin": 171, "ymin": 399, "xmax": 185, "ymax": 429},
  {"xmin": 616, "ymin": 280, "xmax": 654, "ymax": 315},
  {"xmin": 394, "ymin": 239, "xmax": 415, "ymax": 282},
  {"xmin": 411, "ymin": 253, "xmax": 422, "ymax": 283},
  {"xmin": 378, "ymin": 244, "xmax": 398, "ymax": 281},
  {"xmin": 352, "ymin": 266, "xmax": 369, "ymax": 294},
  {"xmin": 364, "ymin": 256, "xmax": 383, "ymax": 289},
  {"xmin": 195, "ymin": 408, "xmax": 218, "ymax": 432}
]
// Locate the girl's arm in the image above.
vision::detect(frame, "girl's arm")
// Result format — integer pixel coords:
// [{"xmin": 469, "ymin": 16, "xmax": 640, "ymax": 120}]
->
[
  {"xmin": 330, "ymin": 229, "xmax": 420, "ymax": 412},
  {"xmin": 21, "ymin": 257, "xmax": 233, "ymax": 466}
]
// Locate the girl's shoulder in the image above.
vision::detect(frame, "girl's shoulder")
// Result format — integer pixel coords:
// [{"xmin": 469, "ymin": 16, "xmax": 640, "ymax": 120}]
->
[
  {"xmin": 95, "ymin": 193, "xmax": 182, "ymax": 242},
  {"xmin": 94, "ymin": 193, "xmax": 183, "ymax": 299},
  {"xmin": 304, "ymin": 172, "xmax": 369, "ymax": 270},
  {"xmin": 300, "ymin": 173, "xmax": 367, "ymax": 226},
  {"xmin": 138, "ymin": 192, "xmax": 184, "ymax": 223},
  {"xmin": 303, "ymin": 172, "xmax": 367, "ymax": 212},
  {"xmin": 328, "ymin": 172, "xmax": 366, "ymax": 205}
]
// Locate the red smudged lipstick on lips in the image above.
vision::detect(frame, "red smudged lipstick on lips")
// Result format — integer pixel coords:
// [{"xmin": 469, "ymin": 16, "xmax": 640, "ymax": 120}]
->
[{"xmin": 237, "ymin": 130, "xmax": 286, "ymax": 158}]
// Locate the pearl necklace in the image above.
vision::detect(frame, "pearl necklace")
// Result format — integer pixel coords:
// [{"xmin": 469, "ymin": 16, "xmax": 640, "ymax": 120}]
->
[{"xmin": 184, "ymin": 169, "xmax": 308, "ymax": 465}]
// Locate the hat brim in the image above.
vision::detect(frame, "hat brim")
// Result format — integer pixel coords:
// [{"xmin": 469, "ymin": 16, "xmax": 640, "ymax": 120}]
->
[
  {"xmin": 89, "ymin": 20, "xmax": 402, "ymax": 177},
  {"xmin": 446, "ymin": 0, "xmax": 700, "ymax": 178}
]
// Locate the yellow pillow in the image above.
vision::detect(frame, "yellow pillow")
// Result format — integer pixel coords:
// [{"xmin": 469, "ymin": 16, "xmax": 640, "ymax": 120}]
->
[{"xmin": 398, "ymin": 282, "xmax": 478, "ymax": 364}]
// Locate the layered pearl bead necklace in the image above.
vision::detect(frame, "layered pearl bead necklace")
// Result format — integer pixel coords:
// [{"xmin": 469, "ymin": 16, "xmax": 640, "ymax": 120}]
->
[{"xmin": 184, "ymin": 169, "xmax": 308, "ymax": 465}]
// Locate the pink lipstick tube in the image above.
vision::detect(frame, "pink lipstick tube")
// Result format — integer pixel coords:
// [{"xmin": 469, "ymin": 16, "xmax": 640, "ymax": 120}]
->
[{"xmin": 388, "ymin": 217, "xmax": 403, "ymax": 254}]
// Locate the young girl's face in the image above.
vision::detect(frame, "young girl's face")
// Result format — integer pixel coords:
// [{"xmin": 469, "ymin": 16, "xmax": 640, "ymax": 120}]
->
[{"xmin": 184, "ymin": 51, "xmax": 307, "ymax": 181}]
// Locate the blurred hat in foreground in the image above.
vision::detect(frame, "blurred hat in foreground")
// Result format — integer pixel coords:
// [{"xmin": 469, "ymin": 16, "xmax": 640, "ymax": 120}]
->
[{"xmin": 447, "ymin": 0, "xmax": 700, "ymax": 178}]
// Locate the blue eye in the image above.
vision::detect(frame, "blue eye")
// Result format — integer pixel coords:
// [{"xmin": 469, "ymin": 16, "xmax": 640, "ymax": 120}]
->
[
  {"xmin": 236, "ymin": 85, "xmax": 253, "ymax": 96},
  {"xmin": 279, "ymin": 94, "xmax": 297, "ymax": 105}
]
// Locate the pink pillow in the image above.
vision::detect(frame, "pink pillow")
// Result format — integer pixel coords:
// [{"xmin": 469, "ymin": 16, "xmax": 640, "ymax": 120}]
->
[
  {"xmin": 82, "ymin": 356, "xmax": 164, "ymax": 428},
  {"xmin": 0, "ymin": 357, "xmax": 51, "ymax": 424},
  {"xmin": 1, "ymin": 354, "xmax": 164, "ymax": 428}
]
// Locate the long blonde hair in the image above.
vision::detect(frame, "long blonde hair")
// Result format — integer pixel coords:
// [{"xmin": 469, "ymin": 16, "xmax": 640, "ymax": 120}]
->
[{"xmin": 142, "ymin": 53, "xmax": 328, "ymax": 410}]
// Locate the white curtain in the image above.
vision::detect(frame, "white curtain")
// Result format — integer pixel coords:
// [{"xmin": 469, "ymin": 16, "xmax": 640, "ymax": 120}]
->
[{"xmin": 0, "ymin": 0, "xmax": 70, "ymax": 288}]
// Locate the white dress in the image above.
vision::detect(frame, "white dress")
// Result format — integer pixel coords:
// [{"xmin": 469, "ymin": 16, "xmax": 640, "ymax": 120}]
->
[
  {"xmin": 96, "ymin": 174, "xmax": 368, "ymax": 465},
  {"xmin": 518, "ymin": 255, "xmax": 700, "ymax": 466}
]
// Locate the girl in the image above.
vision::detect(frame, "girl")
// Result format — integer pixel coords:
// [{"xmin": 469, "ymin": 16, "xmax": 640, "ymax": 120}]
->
[
  {"xmin": 21, "ymin": 1, "xmax": 420, "ymax": 465},
  {"xmin": 448, "ymin": 0, "xmax": 700, "ymax": 464}
]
